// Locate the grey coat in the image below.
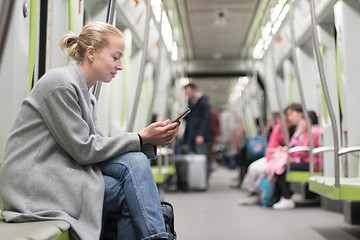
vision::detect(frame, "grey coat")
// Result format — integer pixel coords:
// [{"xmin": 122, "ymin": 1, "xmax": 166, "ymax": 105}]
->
[{"xmin": 0, "ymin": 62, "xmax": 141, "ymax": 240}]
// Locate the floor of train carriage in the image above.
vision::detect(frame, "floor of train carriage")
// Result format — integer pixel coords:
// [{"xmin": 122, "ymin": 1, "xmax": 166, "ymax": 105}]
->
[{"xmin": 165, "ymin": 166, "xmax": 360, "ymax": 240}]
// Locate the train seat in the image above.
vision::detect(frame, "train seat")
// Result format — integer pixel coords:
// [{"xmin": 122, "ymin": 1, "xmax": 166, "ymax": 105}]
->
[
  {"xmin": 310, "ymin": 176, "xmax": 360, "ymax": 200},
  {"xmin": 0, "ymin": 218, "xmax": 70, "ymax": 240}
]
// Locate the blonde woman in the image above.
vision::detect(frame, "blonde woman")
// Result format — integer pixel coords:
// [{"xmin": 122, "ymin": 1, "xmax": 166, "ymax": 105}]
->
[{"xmin": 0, "ymin": 22, "xmax": 178, "ymax": 240}]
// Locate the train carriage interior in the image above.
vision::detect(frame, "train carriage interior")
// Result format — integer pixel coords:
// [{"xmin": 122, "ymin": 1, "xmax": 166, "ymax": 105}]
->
[{"xmin": 2, "ymin": 0, "xmax": 360, "ymax": 239}]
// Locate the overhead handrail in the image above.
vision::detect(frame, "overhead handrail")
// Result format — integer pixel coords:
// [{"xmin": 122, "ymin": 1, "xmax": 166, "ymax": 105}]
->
[
  {"xmin": 128, "ymin": 0, "xmax": 152, "ymax": 131},
  {"xmin": 288, "ymin": 0, "xmax": 315, "ymax": 175},
  {"xmin": 309, "ymin": 0, "xmax": 340, "ymax": 188},
  {"xmin": 147, "ymin": 0, "xmax": 163, "ymax": 124},
  {"xmin": 92, "ymin": 0, "xmax": 117, "ymax": 100},
  {"xmin": 0, "ymin": 0, "xmax": 15, "ymax": 66}
]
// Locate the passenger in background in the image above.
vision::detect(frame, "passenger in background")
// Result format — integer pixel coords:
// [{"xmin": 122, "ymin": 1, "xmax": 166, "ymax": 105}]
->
[
  {"xmin": 151, "ymin": 113, "xmax": 163, "ymax": 123},
  {"xmin": 0, "ymin": 22, "xmax": 178, "ymax": 240},
  {"xmin": 238, "ymin": 104, "xmax": 300, "ymax": 205},
  {"xmin": 266, "ymin": 112, "xmax": 281, "ymax": 141},
  {"xmin": 270, "ymin": 111, "xmax": 322, "ymax": 210},
  {"xmin": 207, "ymin": 107, "xmax": 222, "ymax": 170},
  {"xmin": 183, "ymin": 83, "xmax": 212, "ymax": 175}
]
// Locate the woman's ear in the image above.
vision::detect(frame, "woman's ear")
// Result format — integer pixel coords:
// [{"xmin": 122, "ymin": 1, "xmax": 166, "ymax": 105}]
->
[{"xmin": 86, "ymin": 46, "xmax": 95, "ymax": 61}]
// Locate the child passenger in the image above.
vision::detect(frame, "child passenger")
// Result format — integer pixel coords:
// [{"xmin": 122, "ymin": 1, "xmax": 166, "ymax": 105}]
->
[{"xmin": 0, "ymin": 22, "xmax": 178, "ymax": 240}]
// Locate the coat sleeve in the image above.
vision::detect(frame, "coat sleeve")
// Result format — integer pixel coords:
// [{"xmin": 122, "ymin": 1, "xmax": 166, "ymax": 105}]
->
[{"xmin": 40, "ymin": 86, "xmax": 140, "ymax": 165}]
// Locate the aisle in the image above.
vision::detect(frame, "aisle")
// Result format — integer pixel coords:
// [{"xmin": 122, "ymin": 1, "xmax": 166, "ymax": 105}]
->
[{"xmin": 164, "ymin": 167, "xmax": 360, "ymax": 240}]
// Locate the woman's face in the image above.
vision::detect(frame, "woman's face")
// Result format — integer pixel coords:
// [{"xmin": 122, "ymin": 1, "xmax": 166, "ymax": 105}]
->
[
  {"xmin": 92, "ymin": 34, "xmax": 125, "ymax": 83},
  {"xmin": 286, "ymin": 109, "xmax": 302, "ymax": 126}
]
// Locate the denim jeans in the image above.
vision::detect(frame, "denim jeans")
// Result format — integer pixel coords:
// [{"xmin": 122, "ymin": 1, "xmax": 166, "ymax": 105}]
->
[{"xmin": 98, "ymin": 152, "xmax": 169, "ymax": 240}]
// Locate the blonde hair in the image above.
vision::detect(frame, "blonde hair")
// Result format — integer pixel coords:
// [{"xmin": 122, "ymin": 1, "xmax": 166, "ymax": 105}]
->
[{"xmin": 59, "ymin": 22, "xmax": 123, "ymax": 62}]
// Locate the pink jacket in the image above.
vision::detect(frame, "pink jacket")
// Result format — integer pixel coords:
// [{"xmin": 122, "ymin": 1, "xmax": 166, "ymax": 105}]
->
[
  {"xmin": 265, "ymin": 123, "xmax": 285, "ymax": 162},
  {"xmin": 265, "ymin": 125, "xmax": 323, "ymax": 180},
  {"xmin": 288, "ymin": 125, "xmax": 322, "ymax": 171}
]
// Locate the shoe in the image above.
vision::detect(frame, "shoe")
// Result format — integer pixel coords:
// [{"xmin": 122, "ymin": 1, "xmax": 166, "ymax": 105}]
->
[
  {"xmin": 267, "ymin": 196, "xmax": 281, "ymax": 207},
  {"xmin": 272, "ymin": 197, "xmax": 295, "ymax": 210},
  {"xmin": 238, "ymin": 195, "xmax": 259, "ymax": 205}
]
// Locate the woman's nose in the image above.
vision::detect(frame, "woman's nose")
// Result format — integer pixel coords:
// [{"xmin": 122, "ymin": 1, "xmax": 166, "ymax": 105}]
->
[{"xmin": 116, "ymin": 63, "xmax": 123, "ymax": 71}]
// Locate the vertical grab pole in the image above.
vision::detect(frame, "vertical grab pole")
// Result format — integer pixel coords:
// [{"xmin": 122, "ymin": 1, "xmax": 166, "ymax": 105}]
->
[
  {"xmin": 309, "ymin": 0, "xmax": 340, "ymax": 188},
  {"xmin": 0, "ymin": 0, "xmax": 15, "ymax": 66},
  {"xmin": 253, "ymin": 71, "xmax": 266, "ymax": 138},
  {"xmin": 289, "ymin": 0, "xmax": 314, "ymax": 175},
  {"xmin": 92, "ymin": 0, "xmax": 117, "ymax": 100},
  {"xmin": 147, "ymin": 0, "xmax": 163, "ymax": 124},
  {"xmin": 270, "ymin": 43, "xmax": 290, "ymax": 164},
  {"xmin": 128, "ymin": 0, "xmax": 152, "ymax": 131}
]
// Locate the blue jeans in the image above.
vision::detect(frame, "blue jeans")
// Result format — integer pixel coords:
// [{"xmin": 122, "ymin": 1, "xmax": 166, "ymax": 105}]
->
[{"xmin": 99, "ymin": 152, "xmax": 169, "ymax": 240}]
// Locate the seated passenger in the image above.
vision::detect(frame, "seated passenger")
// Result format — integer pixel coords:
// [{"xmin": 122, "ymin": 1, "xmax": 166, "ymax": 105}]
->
[
  {"xmin": 238, "ymin": 105, "xmax": 299, "ymax": 205},
  {"xmin": 269, "ymin": 111, "xmax": 322, "ymax": 210},
  {"xmin": 0, "ymin": 22, "xmax": 179, "ymax": 240}
]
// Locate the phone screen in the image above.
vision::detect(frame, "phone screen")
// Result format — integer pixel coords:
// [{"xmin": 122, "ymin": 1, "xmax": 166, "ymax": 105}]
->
[{"xmin": 172, "ymin": 108, "xmax": 191, "ymax": 123}]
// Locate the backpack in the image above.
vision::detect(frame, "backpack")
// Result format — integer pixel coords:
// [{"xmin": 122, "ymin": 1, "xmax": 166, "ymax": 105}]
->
[
  {"xmin": 161, "ymin": 202, "xmax": 177, "ymax": 239},
  {"xmin": 246, "ymin": 136, "xmax": 266, "ymax": 161}
]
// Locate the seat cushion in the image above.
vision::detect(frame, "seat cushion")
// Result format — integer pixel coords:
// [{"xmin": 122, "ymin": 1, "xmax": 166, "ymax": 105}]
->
[{"xmin": 0, "ymin": 219, "xmax": 70, "ymax": 240}]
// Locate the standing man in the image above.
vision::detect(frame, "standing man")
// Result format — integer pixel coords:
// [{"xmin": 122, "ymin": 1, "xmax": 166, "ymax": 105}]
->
[{"xmin": 183, "ymin": 83, "xmax": 212, "ymax": 159}]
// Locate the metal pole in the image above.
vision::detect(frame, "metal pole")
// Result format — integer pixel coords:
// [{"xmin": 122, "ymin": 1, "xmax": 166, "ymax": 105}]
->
[
  {"xmin": 270, "ymin": 44, "xmax": 290, "ymax": 164},
  {"xmin": 128, "ymin": 0, "xmax": 152, "ymax": 131},
  {"xmin": 289, "ymin": 0, "xmax": 314, "ymax": 175},
  {"xmin": 0, "ymin": 0, "xmax": 15, "ymax": 66},
  {"xmin": 309, "ymin": 0, "xmax": 340, "ymax": 188},
  {"xmin": 253, "ymin": 70, "xmax": 266, "ymax": 137},
  {"xmin": 147, "ymin": 0, "xmax": 163, "ymax": 124},
  {"xmin": 92, "ymin": 0, "xmax": 117, "ymax": 100}
]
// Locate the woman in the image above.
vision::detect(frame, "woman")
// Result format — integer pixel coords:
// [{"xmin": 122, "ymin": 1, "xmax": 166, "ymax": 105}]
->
[
  {"xmin": 0, "ymin": 22, "xmax": 178, "ymax": 240},
  {"xmin": 238, "ymin": 106, "xmax": 297, "ymax": 205},
  {"xmin": 270, "ymin": 110, "xmax": 321, "ymax": 210}
]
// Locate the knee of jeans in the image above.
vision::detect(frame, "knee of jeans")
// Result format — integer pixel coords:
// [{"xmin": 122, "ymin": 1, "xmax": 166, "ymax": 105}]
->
[{"xmin": 125, "ymin": 152, "xmax": 150, "ymax": 172}]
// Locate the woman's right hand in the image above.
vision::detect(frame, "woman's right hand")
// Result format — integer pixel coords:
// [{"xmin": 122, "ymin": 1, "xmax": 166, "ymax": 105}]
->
[{"xmin": 138, "ymin": 120, "xmax": 180, "ymax": 146}]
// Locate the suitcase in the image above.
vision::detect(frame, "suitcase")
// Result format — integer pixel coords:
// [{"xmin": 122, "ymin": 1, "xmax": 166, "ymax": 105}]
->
[{"xmin": 175, "ymin": 154, "xmax": 208, "ymax": 191}]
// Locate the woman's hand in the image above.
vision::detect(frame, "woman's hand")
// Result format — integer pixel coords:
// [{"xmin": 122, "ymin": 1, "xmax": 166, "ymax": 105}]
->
[{"xmin": 138, "ymin": 120, "xmax": 180, "ymax": 146}]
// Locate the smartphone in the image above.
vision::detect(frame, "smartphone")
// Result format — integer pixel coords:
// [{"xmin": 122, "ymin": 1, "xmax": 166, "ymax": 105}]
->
[{"xmin": 172, "ymin": 108, "xmax": 191, "ymax": 123}]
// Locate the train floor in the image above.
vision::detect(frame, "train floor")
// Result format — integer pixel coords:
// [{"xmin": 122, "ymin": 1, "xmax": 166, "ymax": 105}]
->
[{"xmin": 164, "ymin": 166, "xmax": 360, "ymax": 240}]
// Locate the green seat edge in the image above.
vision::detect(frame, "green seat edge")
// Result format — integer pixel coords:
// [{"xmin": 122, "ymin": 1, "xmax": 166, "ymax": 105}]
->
[
  {"xmin": 152, "ymin": 165, "xmax": 176, "ymax": 184},
  {"xmin": 286, "ymin": 171, "xmax": 323, "ymax": 183},
  {"xmin": 50, "ymin": 230, "xmax": 70, "ymax": 240},
  {"xmin": 309, "ymin": 180, "xmax": 360, "ymax": 201}
]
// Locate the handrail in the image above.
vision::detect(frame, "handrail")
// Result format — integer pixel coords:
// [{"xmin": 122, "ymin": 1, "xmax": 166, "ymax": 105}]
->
[
  {"xmin": 312, "ymin": 146, "xmax": 334, "ymax": 155},
  {"xmin": 338, "ymin": 147, "xmax": 360, "ymax": 156},
  {"xmin": 288, "ymin": 0, "xmax": 315, "ymax": 175},
  {"xmin": 128, "ymin": 0, "xmax": 152, "ymax": 131},
  {"xmin": 288, "ymin": 146, "xmax": 310, "ymax": 154},
  {"xmin": 309, "ymin": 0, "xmax": 340, "ymax": 188},
  {"xmin": 0, "ymin": 0, "xmax": 15, "ymax": 66},
  {"xmin": 147, "ymin": 0, "xmax": 163, "ymax": 124},
  {"xmin": 92, "ymin": 0, "xmax": 117, "ymax": 100}
]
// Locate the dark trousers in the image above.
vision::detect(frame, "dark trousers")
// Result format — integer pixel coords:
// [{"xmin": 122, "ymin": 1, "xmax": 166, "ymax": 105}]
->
[{"xmin": 276, "ymin": 162, "xmax": 309, "ymax": 199}]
